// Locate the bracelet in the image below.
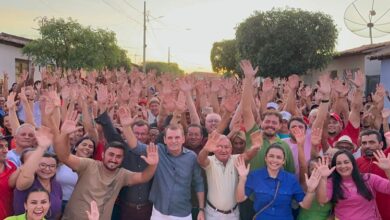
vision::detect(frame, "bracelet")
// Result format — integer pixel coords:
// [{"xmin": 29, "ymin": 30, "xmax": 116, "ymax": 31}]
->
[
  {"xmin": 198, "ymin": 208, "xmax": 205, "ymax": 212},
  {"xmin": 307, "ymin": 191, "xmax": 315, "ymax": 194},
  {"xmin": 321, "ymin": 99, "xmax": 329, "ymax": 103}
]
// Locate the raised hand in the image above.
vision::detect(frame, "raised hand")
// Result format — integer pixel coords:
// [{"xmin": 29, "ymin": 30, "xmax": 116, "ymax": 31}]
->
[
  {"xmin": 287, "ymin": 74, "xmax": 300, "ymax": 90},
  {"xmin": 351, "ymin": 69, "xmax": 365, "ymax": 88},
  {"xmin": 175, "ymin": 91, "xmax": 187, "ymax": 113},
  {"xmin": 222, "ymin": 94, "xmax": 240, "ymax": 113},
  {"xmin": 311, "ymin": 127, "xmax": 322, "ymax": 147},
  {"xmin": 382, "ymin": 109, "xmax": 390, "ymax": 119},
  {"xmin": 291, "ymin": 127, "xmax": 306, "ymax": 146},
  {"xmin": 333, "ymin": 80, "xmax": 349, "ymax": 97},
  {"xmin": 305, "ymin": 168, "xmax": 321, "ymax": 193},
  {"xmin": 318, "ymin": 73, "xmax": 331, "ymax": 96},
  {"xmin": 117, "ymin": 106, "xmax": 135, "ymax": 127},
  {"xmin": 18, "ymin": 87, "xmax": 28, "ymax": 102},
  {"xmin": 204, "ymin": 131, "xmax": 221, "ymax": 153},
  {"xmin": 61, "ymin": 110, "xmax": 82, "ymax": 135},
  {"xmin": 179, "ymin": 79, "xmax": 193, "ymax": 92},
  {"xmin": 211, "ymin": 79, "xmax": 222, "ymax": 92},
  {"xmin": 86, "ymin": 200, "xmax": 99, "ymax": 220},
  {"xmin": 6, "ymin": 92, "xmax": 18, "ymax": 111},
  {"xmin": 235, "ymin": 155, "xmax": 250, "ymax": 177},
  {"xmin": 250, "ymin": 130, "xmax": 263, "ymax": 150},
  {"xmin": 303, "ymin": 86, "xmax": 312, "ymax": 98},
  {"xmin": 262, "ymin": 78, "xmax": 274, "ymax": 93},
  {"xmin": 96, "ymin": 84, "xmax": 108, "ymax": 104},
  {"xmin": 373, "ymin": 150, "xmax": 390, "ymax": 171},
  {"xmin": 141, "ymin": 143, "xmax": 159, "ymax": 166},
  {"xmin": 239, "ymin": 60, "xmax": 258, "ymax": 78},
  {"xmin": 315, "ymin": 157, "xmax": 335, "ymax": 179},
  {"xmin": 35, "ymin": 126, "xmax": 53, "ymax": 149}
]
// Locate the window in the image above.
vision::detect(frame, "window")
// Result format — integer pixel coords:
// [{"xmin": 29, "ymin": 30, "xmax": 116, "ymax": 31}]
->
[{"xmin": 15, "ymin": 59, "xmax": 29, "ymax": 77}]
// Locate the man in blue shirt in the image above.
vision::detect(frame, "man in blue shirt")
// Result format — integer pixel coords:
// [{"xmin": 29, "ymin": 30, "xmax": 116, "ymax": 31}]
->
[{"xmin": 120, "ymin": 110, "xmax": 205, "ymax": 220}]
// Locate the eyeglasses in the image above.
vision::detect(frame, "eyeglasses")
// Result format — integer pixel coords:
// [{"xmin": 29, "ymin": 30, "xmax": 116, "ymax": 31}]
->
[
  {"xmin": 0, "ymin": 143, "xmax": 8, "ymax": 150},
  {"xmin": 39, "ymin": 163, "xmax": 57, "ymax": 170}
]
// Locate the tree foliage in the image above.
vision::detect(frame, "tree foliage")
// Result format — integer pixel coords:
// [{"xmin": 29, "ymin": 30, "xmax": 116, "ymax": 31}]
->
[
  {"xmin": 236, "ymin": 8, "xmax": 338, "ymax": 78},
  {"xmin": 210, "ymin": 8, "xmax": 338, "ymax": 78},
  {"xmin": 145, "ymin": 61, "xmax": 184, "ymax": 76},
  {"xmin": 23, "ymin": 17, "xmax": 132, "ymax": 70},
  {"xmin": 210, "ymin": 39, "xmax": 239, "ymax": 76}
]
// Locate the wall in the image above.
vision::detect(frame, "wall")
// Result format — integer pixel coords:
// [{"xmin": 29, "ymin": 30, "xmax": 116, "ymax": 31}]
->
[
  {"xmin": 0, "ymin": 43, "xmax": 40, "ymax": 89},
  {"xmin": 381, "ymin": 59, "xmax": 390, "ymax": 109}
]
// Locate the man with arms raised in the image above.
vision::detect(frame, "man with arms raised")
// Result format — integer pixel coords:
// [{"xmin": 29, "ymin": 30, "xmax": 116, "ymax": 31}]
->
[
  {"xmin": 118, "ymin": 106, "xmax": 205, "ymax": 220},
  {"xmin": 197, "ymin": 130, "xmax": 263, "ymax": 219},
  {"xmin": 53, "ymin": 111, "xmax": 158, "ymax": 220}
]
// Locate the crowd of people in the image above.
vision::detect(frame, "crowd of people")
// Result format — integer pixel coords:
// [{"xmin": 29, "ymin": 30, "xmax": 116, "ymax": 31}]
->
[{"xmin": 1, "ymin": 60, "xmax": 390, "ymax": 220}]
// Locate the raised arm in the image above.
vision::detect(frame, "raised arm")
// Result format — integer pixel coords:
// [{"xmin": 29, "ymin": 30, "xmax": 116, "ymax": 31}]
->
[
  {"xmin": 79, "ymin": 90, "xmax": 98, "ymax": 142},
  {"xmin": 312, "ymin": 73, "xmax": 331, "ymax": 131},
  {"xmin": 179, "ymin": 79, "xmax": 200, "ymax": 125},
  {"xmin": 283, "ymin": 74, "xmax": 300, "ymax": 116},
  {"xmin": 235, "ymin": 156, "xmax": 250, "ymax": 203},
  {"xmin": 291, "ymin": 127, "xmax": 308, "ymax": 186},
  {"xmin": 117, "ymin": 106, "xmax": 138, "ymax": 149},
  {"xmin": 128, "ymin": 143, "xmax": 159, "ymax": 185},
  {"xmin": 6, "ymin": 92, "xmax": 20, "ymax": 136},
  {"xmin": 53, "ymin": 110, "xmax": 83, "ymax": 171},
  {"xmin": 239, "ymin": 60, "xmax": 258, "ymax": 131},
  {"xmin": 299, "ymin": 168, "xmax": 321, "ymax": 209},
  {"xmin": 241, "ymin": 130, "xmax": 262, "ymax": 161},
  {"xmin": 18, "ymin": 87, "xmax": 35, "ymax": 127},
  {"xmin": 197, "ymin": 131, "xmax": 221, "ymax": 168},
  {"xmin": 349, "ymin": 70, "xmax": 365, "ymax": 128},
  {"xmin": 315, "ymin": 157, "xmax": 335, "ymax": 204},
  {"xmin": 16, "ymin": 126, "xmax": 53, "ymax": 190}
]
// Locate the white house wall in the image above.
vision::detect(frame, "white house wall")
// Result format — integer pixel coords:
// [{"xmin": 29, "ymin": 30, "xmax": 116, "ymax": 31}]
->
[{"xmin": 0, "ymin": 43, "xmax": 40, "ymax": 89}]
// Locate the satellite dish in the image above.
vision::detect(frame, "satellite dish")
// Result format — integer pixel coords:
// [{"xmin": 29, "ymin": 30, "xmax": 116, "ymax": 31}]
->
[{"xmin": 344, "ymin": 0, "xmax": 390, "ymax": 44}]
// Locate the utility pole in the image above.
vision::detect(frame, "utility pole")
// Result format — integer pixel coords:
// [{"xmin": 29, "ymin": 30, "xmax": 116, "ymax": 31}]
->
[
  {"xmin": 142, "ymin": 1, "xmax": 146, "ymax": 73},
  {"xmin": 168, "ymin": 47, "xmax": 170, "ymax": 64}
]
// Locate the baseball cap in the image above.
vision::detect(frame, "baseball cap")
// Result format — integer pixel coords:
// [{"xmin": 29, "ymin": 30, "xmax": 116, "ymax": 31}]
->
[
  {"xmin": 280, "ymin": 111, "xmax": 292, "ymax": 122},
  {"xmin": 330, "ymin": 112, "xmax": 344, "ymax": 127},
  {"xmin": 266, "ymin": 102, "xmax": 279, "ymax": 110}
]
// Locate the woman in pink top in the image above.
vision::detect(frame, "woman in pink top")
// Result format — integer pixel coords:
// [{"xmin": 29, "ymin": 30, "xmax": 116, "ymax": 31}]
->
[{"xmin": 316, "ymin": 149, "xmax": 390, "ymax": 220}]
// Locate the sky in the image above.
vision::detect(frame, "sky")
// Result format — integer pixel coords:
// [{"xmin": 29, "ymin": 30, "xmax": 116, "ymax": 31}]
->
[{"xmin": 1, "ymin": 0, "xmax": 390, "ymax": 72}]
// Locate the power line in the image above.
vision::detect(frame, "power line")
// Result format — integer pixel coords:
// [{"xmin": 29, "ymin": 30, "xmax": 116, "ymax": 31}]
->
[
  {"xmin": 101, "ymin": 0, "xmax": 142, "ymax": 26},
  {"xmin": 121, "ymin": 0, "xmax": 143, "ymax": 14}
]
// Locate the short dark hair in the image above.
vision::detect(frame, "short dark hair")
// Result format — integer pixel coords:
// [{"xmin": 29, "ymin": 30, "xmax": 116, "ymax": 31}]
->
[
  {"xmin": 288, "ymin": 117, "xmax": 308, "ymax": 130},
  {"xmin": 262, "ymin": 110, "xmax": 282, "ymax": 123},
  {"xmin": 359, "ymin": 129, "xmax": 382, "ymax": 143},
  {"xmin": 132, "ymin": 120, "xmax": 150, "ymax": 130},
  {"xmin": 25, "ymin": 188, "xmax": 50, "ymax": 203},
  {"xmin": 186, "ymin": 124, "xmax": 204, "ymax": 136},
  {"xmin": 105, "ymin": 141, "xmax": 126, "ymax": 152},
  {"xmin": 72, "ymin": 137, "xmax": 96, "ymax": 157},
  {"xmin": 265, "ymin": 143, "xmax": 286, "ymax": 159},
  {"xmin": 164, "ymin": 124, "xmax": 184, "ymax": 137},
  {"xmin": 42, "ymin": 152, "xmax": 59, "ymax": 166}
]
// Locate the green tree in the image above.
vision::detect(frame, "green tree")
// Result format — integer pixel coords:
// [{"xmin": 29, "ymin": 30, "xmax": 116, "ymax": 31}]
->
[
  {"xmin": 145, "ymin": 61, "xmax": 184, "ymax": 76},
  {"xmin": 23, "ymin": 17, "xmax": 132, "ymax": 70},
  {"xmin": 235, "ymin": 8, "xmax": 337, "ymax": 78},
  {"xmin": 210, "ymin": 39, "xmax": 239, "ymax": 76}
]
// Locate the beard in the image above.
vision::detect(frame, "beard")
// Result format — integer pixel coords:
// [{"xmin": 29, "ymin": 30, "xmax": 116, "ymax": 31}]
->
[{"xmin": 103, "ymin": 162, "xmax": 121, "ymax": 171}]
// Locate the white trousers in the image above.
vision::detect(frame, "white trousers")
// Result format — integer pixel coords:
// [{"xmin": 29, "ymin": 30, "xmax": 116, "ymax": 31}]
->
[
  {"xmin": 151, "ymin": 206, "xmax": 192, "ymax": 220},
  {"xmin": 205, "ymin": 204, "xmax": 240, "ymax": 220}
]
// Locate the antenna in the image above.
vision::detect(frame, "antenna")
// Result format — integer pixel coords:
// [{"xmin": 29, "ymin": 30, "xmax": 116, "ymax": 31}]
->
[{"xmin": 344, "ymin": 0, "xmax": 390, "ymax": 44}]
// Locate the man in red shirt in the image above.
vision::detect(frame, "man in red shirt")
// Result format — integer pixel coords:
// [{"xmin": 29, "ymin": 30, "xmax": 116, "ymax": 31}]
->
[
  {"xmin": 357, "ymin": 129, "xmax": 390, "ymax": 220},
  {"xmin": 327, "ymin": 71, "xmax": 364, "ymax": 147},
  {"xmin": 0, "ymin": 135, "xmax": 17, "ymax": 219}
]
